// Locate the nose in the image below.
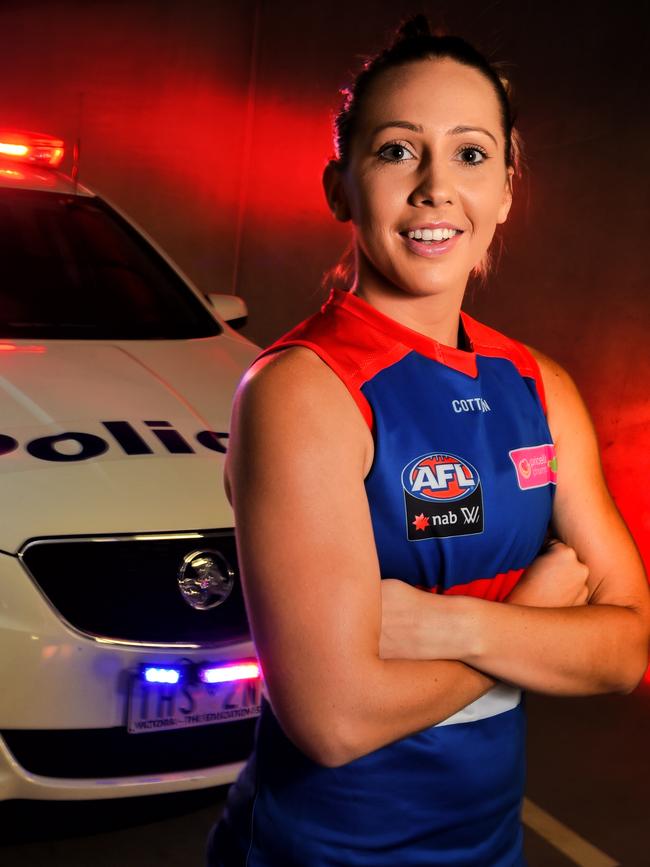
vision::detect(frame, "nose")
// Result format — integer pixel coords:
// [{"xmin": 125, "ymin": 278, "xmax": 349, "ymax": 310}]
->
[{"xmin": 408, "ymin": 153, "xmax": 454, "ymax": 208}]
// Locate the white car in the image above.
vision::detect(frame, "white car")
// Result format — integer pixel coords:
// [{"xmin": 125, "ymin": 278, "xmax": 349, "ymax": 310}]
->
[{"xmin": 0, "ymin": 130, "xmax": 263, "ymax": 800}]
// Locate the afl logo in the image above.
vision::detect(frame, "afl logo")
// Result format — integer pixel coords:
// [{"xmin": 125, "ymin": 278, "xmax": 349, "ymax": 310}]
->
[{"xmin": 402, "ymin": 452, "xmax": 480, "ymax": 502}]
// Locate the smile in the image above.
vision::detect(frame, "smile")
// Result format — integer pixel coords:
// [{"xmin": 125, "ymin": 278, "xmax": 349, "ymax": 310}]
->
[
  {"xmin": 400, "ymin": 228, "xmax": 464, "ymax": 257},
  {"xmin": 407, "ymin": 228, "xmax": 459, "ymax": 241}
]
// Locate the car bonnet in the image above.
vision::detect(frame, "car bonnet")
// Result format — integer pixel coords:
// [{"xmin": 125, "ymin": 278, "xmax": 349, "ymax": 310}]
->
[{"xmin": 0, "ymin": 335, "xmax": 258, "ymax": 551}]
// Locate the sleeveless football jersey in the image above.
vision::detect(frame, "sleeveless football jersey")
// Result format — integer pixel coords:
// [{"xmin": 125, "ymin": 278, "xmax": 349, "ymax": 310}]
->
[{"xmin": 208, "ymin": 288, "xmax": 557, "ymax": 867}]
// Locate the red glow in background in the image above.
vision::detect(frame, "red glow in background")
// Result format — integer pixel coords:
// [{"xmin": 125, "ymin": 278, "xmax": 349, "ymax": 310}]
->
[{"xmin": 0, "ymin": 1, "xmax": 647, "ymax": 589}]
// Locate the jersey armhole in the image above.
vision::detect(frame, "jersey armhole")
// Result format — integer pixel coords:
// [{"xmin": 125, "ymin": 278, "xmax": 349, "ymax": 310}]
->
[
  {"xmin": 518, "ymin": 345, "xmax": 548, "ymax": 416},
  {"xmin": 255, "ymin": 340, "xmax": 375, "ymax": 431}
]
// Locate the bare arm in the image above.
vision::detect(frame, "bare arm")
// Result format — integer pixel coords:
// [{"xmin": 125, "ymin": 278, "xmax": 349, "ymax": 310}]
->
[
  {"xmin": 382, "ymin": 352, "xmax": 650, "ymax": 695},
  {"xmin": 227, "ymin": 347, "xmax": 498, "ymax": 768}
]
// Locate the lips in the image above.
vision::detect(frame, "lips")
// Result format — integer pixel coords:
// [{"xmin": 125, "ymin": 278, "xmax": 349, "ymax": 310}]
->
[{"xmin": 399, "ymin": 224, "xmax": 465, "ymax": 258}]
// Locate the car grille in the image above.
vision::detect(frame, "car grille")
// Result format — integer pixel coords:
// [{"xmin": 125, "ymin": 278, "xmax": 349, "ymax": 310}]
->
[
  {"xmin": 1, "ymin": 718, "xmax": 257, "ymax": 778},
  {"xmin": 19, "ymin": 530, "xmax": 251, "ymax": 645}
]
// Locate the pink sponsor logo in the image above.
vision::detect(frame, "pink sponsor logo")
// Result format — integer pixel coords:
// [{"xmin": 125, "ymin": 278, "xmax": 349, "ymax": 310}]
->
[{"xmin": 509, "ymin": 443, "xmax": 557, "ymax": 491}]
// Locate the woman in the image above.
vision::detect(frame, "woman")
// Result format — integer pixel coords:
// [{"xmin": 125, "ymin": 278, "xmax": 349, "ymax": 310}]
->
[{"xmin": 207, "ymin": 16, "xmax": 650, "ymax": 866}]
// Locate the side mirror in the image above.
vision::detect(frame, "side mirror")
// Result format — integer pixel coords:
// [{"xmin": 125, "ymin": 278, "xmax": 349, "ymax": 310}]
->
[{"xmin": 206, "ymin": 293, "xmax": 248, "ymax": 331}]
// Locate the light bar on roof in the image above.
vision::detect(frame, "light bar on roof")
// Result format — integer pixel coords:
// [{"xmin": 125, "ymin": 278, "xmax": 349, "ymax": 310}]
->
[{"xmin": 0, "ymin": 130, "xmax": 64, "ymax": 168}]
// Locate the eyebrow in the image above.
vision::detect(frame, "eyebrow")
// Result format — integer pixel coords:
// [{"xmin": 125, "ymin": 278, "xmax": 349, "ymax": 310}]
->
[{"xmin": 371, "ymin": 121, "xmax": 498, "ymax": 147}]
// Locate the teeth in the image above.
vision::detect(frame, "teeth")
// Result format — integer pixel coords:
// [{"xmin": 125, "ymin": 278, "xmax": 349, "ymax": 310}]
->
[{"xmin": 407, "ymin": 228, "xmax": 458, "ymax": 241}]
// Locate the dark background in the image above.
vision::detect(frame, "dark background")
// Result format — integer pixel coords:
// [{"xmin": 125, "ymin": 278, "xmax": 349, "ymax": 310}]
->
[{"xmin": 1, "ymin": 0, "xmax": 648, "ymax": 574}]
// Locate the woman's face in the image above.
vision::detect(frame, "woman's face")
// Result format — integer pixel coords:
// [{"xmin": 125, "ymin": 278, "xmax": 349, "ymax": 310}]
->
[{"xmin": 329, "ymin": 58, "xmax": 514, "ymax": 300}]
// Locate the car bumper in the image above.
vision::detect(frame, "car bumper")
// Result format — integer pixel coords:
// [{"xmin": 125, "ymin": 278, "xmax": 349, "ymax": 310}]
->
[{"xmin": 0, "ymin": 737, "xmax": 246, "ymax": 800}]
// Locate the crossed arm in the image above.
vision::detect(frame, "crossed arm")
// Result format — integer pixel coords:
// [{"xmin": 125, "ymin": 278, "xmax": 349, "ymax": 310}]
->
[
  {"xmin": 379, "ymin": 349, "xmax": 650, "ymax": 696},
  {"xmin": 226, "ymin": 347, "xmax": 650, "ymax": 768}
]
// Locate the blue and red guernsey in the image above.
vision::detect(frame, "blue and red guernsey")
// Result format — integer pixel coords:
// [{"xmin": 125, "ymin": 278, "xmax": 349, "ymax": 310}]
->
[{"xmin": 210, "ymin": 288, "xmax": 556, "ymax": 867}]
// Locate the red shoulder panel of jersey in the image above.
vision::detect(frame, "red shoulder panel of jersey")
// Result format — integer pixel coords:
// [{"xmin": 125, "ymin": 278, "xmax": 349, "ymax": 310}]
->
[
  {"xmin": 254, "ymin": 289, "xmax": 548, "ymax": 426},
  {"xmin": 254, "ymin": 290, "xmax": 410, "ymax": 430},
  {"xmin": 461, "ymin": 312, "xmax": 548, "ymax": 414}
]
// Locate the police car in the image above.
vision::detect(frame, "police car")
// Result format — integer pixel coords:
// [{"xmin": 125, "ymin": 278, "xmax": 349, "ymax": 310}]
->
[{"xmin": 0, "ymin": 130, "xmax": 263, "ymax": 800}]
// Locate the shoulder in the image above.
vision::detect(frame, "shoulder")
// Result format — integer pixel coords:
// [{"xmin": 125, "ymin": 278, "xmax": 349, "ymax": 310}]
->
[
  {"xmin": 238, "ymin": 346, "xmax": 362, "ymax": 418},
  {"xmin": 230, "ymin": 346, "xmax": 374, "ymax": 475},
  {"xmin": 522, "ymin": 344, "xmax": 581, "ymax": 407},
  {"xmin": 524, "ymin": 345, "xmax": 573, "ymax": 393}
]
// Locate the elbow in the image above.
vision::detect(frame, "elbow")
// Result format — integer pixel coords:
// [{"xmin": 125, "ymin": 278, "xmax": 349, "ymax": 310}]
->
[
  {"xmin": 267, "ymin": 670, "xmax": 382, "ymax": 768},
  {"xmin": 608, "ymin": 606, "xmax": 650, "ymax": 695},
  {"xmin": 266, "ymin": 659, "xmax": 387, "ymax": 767},
  {"xmin": 292, "ymin": 720, "xmax": 363, "ymax": 768},
  {"xmin": 276, "ymin": 708, "xmax": 366, "ymax": 768},
  {"xmin": 615, "ymin": 651, "xmax": 649, "ymax": 695},
  {"xmin": 613, "ymin": 626, "xmax": 649, "ymax": 695},
  {"xmin": 307, "ymin": 745, "xmax": 358, "ymax": 769},
  {"xmin": 616, "ymin": 674, "xmax": 645, "ymax": 696}
]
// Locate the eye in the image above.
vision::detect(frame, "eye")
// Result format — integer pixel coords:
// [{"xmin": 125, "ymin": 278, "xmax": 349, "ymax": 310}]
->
[
  {"xmin": 457, "ymin": 145, "xmax": 489, "ymax": 167},
  {"xmin": 377, "ymin": 142, "xmax": 416, "ymax": 163}
]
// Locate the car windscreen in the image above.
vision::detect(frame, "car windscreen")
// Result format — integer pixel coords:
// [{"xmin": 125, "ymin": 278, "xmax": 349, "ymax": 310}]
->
[{"xmin": 0, "ymin": 189, "xmax": 222, "ymax": 339}]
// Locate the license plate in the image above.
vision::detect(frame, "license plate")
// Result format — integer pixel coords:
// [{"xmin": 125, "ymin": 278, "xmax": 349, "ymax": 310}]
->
[{"xmin": 127, "ymin": 673, "xmax": 262, "ymax": 734}]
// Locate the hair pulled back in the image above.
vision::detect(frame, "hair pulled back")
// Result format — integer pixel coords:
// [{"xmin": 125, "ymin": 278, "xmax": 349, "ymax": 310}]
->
[{"xmin": 333, "ymin": 14, "xmax": 522, "ymax": 177}]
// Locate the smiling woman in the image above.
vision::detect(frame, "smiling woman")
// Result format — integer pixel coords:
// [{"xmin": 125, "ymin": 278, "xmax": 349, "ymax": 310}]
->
[
  {"xmin": 323, "ymin": 56, "xmax": 514, "ymax": 325},
  {"xmin": 207, "ymin": 14, "xmax": 650, "ymax": 867}
]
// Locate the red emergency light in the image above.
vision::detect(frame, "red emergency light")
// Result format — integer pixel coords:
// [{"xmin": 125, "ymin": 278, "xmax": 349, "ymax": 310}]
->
[
  {"xmin": 0, "ymin": 130, "xmax": 64, "ymax": 168},
  {"xmin": 0, "ymin": 343, "xmax": 46, "ymax": 354}
]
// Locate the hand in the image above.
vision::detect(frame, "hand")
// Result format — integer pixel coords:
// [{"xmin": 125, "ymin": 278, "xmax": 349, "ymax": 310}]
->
[{"xmin": 506, "ymin": 539, "xmax": 590, "ymax": 608}]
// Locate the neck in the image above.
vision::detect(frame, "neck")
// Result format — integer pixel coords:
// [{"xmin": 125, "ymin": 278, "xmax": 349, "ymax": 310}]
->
[{"xmin": 352, "ymin": 282, "xmax": 466, "ymax": 349}]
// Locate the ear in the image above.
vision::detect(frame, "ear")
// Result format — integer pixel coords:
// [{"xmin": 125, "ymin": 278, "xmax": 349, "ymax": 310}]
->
[
  {"xmin": 496, "ymin": 166, "xmax": 514, "ymax": 225},
  {"xmin": 323, "ymin": 160, "xmax": 351, "ymax": 222}
]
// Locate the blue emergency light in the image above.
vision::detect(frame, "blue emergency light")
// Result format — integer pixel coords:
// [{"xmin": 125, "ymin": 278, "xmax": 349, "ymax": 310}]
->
[{"xmin": 141, "ymin": 665, "xmax": 182, "ymax": 685}]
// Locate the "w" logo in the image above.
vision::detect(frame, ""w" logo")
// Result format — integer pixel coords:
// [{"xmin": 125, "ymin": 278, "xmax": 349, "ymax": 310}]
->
[{"xmin": 460, "ymin": 506, "xmax": 480, "ymax": 524}]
